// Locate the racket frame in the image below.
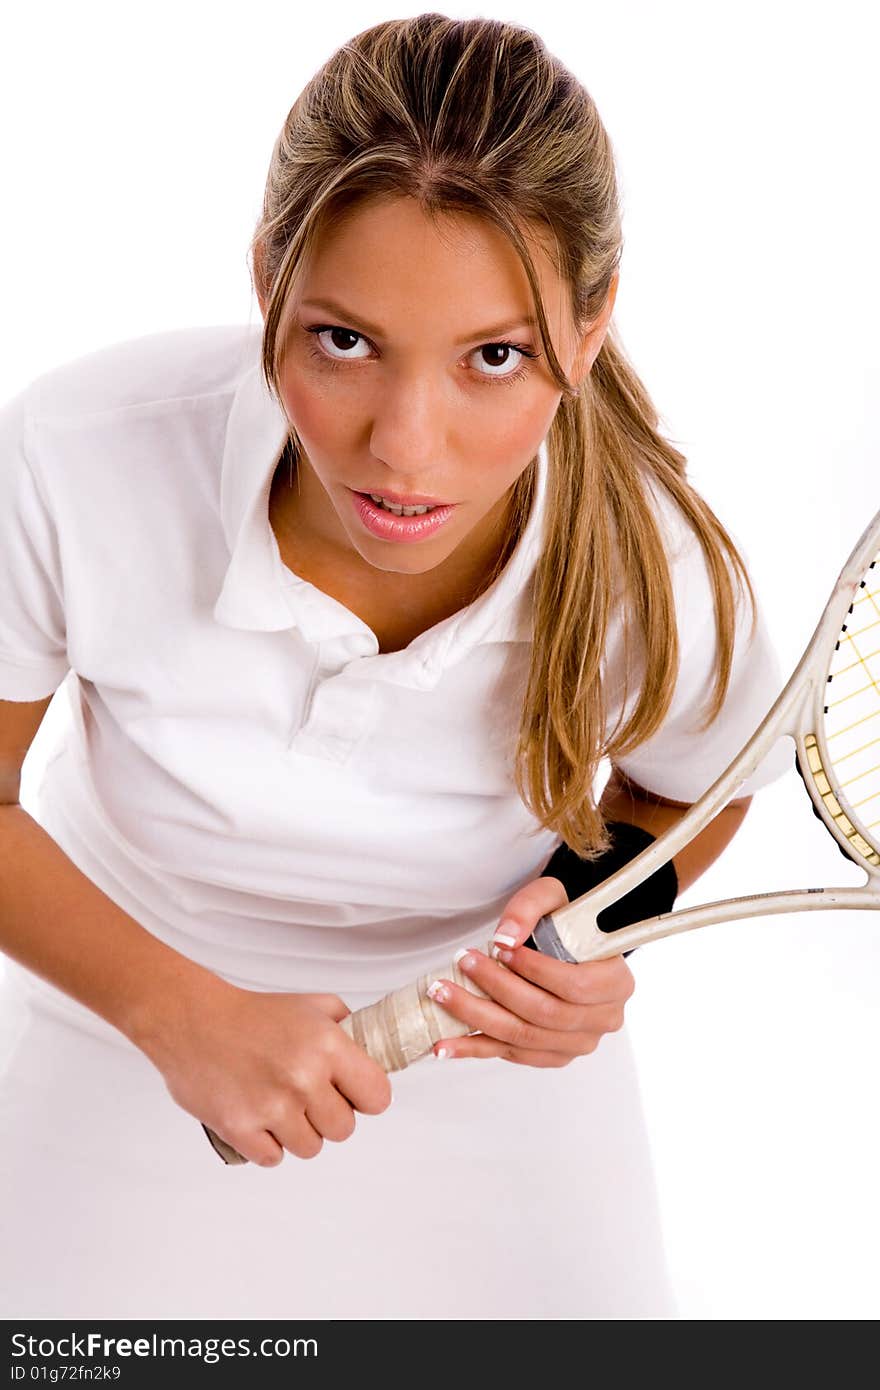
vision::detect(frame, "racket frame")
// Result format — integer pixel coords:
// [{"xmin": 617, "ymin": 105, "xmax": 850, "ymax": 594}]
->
[{"xmin": 534, "ymin": 508, "xmax": 880, "ymax": 962}]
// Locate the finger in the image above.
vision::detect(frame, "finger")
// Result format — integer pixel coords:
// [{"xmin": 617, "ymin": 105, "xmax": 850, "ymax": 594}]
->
[
  {"xmin": 272, "ymin": 1109, "xmax": 326, "ymax": 1162},
  {"xmin": 426, "ymin": 973, "xmax": 588, "ymax": 1053},
  {"xmin": 304, "ymin": 1086, "xmax": 358, "ymax": 1144},
  {"xmin": 454, "ymin": 948, "xmax": 593, "ymax": 1028},
  {"xmin": 456, "ymin": 952, "xmax": 629, "ymax": 1035},
  {"xmin": 210, "ymin": 1121, "xmax": 285, "ymax": 1169},
  {"xmin": 492, "ymin": 875, "xmax": 571, "ymax": 953},
  {"xmin": 434, "ymin": 1032, "xmax": 598, "ymax": 1067},
  {"xmin": 496, "ymin": 946, "xmax": 636, "ymax": 1007},
  {"xmin": 222, "ymin": 1107, "xmax": 322, "ymax": 1167},
  {"xmin": 332, "ymin": 1034, "xmax": 394, "ymax": 1115}
]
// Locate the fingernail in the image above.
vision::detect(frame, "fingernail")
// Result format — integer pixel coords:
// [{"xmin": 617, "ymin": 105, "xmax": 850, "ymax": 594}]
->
[
  {"xmin": 493, "ymin": 922, "xmax": 517, "ymax": 947},
  {"xmin": 453, "ymin": 948, "xmax": 475, "ymax": 971},
  {"xmin": 434, "ymin": 1047, "xmax": 450, "ymax": 1059},
  {"xmin": 426, "ymin": 979, "xmax": 451, "ymax": 1003}
]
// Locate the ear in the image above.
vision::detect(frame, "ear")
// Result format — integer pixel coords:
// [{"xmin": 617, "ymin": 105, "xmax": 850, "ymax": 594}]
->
[{"xmin": 571, "ymin": 269, "xmax": 619, "ymax": 388}]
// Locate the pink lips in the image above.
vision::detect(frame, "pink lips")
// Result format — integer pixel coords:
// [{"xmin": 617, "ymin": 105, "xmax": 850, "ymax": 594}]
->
[
  {"xmin": 351, "ymin": 490, "xmax": 457, "ymax": 543},
  {"xmin": 359, "ymin": 488, "xmax": 450, "ymax": 506}
]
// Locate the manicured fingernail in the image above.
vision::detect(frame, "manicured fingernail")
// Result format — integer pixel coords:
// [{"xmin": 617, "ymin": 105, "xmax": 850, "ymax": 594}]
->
[
  {"xmin": 434, "ymin": 1047, "xmax": 450, "ymax": 1059},
  {"xmin": 493, "ymin": 923, "xmax": 517, "ymax": 947},
  {"xmin": 453, "ymin": 948, "xmax": 475, "ymax": 971},
  {"xmin": 426, "ymin": 979, "xmax": 451, "ymax": 1003},
  {"xmin": 496, "ymin": 950, "xmax": 513, "ymax": 964}
]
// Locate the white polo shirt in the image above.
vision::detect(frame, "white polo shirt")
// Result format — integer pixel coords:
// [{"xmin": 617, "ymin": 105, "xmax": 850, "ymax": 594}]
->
[{"xmin": 0, "ymin": 324, "xmax": 791, "ymax": 1000}]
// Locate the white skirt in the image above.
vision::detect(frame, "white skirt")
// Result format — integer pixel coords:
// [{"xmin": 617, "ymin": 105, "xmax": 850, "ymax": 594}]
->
[{"xmin": 0, "ymin": 958, "xmax": 677, "ymax": 1320}]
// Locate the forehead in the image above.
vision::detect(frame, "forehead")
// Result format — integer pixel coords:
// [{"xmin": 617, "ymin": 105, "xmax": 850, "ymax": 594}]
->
[{"xmin": 291, "ymin": 195, "xmax": 569, "ymax": 333}]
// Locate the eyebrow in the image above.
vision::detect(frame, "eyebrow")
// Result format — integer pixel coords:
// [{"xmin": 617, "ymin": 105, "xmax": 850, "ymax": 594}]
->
[{"xmin": 299, "ymin": 296, "xmax": 538, "ymax": 346}]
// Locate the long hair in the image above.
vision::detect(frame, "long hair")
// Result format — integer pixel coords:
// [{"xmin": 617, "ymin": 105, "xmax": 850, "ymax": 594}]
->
[{"xmin": 249, "ymin": 14, "xmax": 757, "ymax": 859}]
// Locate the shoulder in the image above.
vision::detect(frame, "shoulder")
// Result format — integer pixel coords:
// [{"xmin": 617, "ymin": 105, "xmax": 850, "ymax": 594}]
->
[{"xmin": 18, "ymin": 322, "xmax": 262, "ymax": 425}]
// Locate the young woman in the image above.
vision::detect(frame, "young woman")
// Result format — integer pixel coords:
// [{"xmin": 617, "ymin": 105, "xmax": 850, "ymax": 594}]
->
[{"xmin": 0, "ymin": 15, "xmax": 790, "ymax": 1319}]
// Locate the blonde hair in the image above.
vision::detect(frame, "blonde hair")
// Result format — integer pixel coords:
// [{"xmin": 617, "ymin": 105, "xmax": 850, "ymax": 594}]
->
[{"xmin": 250, "ymin": 14, "xmax": 757, "ymax": 859}]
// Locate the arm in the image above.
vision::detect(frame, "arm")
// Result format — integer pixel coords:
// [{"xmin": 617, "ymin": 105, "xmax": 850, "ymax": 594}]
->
[
  {"xmin": 598, "ymin": 765, "xmax": 752, "ymax": 895},
  {"xmin": 0, "ymin": 800, "xmax": 392, "ymax": 1165},
  {"xmin": 0, "ymin": 801, "xmax": 226, "ymax": 1053}
]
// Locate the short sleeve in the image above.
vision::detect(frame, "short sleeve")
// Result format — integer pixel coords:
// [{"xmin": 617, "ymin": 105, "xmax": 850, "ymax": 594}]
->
[
  {"xmin": 610, "ymin": 504, "xmax": 792, "ymax": 805},
  {"xmin": 0, "ymin": 386, "xmax": 70, "ymax": 700}
]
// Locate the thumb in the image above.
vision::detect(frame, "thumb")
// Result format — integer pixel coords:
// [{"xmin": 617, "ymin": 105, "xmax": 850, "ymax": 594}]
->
[{"xmin": 491, "ymin": 874, "xmax": 570, "ymax": 953}]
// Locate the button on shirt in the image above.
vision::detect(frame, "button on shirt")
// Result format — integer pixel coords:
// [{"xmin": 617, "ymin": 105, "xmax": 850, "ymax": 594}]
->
[{"xmin": 0, "ymin": 324, "xmax": 791, "ymax": 998}]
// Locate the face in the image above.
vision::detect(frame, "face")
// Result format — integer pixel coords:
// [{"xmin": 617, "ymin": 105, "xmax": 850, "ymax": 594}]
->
[{"xmin": 257, "ymin": 195, "xmax": 617, "ymax": 596}]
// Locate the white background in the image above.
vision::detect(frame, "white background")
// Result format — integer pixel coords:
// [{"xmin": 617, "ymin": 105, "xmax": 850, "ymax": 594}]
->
[{"xmin": 2, "ymin": 0, "xmax": 878, "ymax": 1319}]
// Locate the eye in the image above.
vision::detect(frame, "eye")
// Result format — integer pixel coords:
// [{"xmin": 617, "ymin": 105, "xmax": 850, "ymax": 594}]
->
[
  {"xmin": 303, "ymin": 324, "xmax": 540, "ymax": 386},
  {"xmin": 307, "ymin": 325, "xmax": 372, "ymax": 361},
  {"xmin": 470, "ymin": 341, "xmax": 540, "ymax": 384}
]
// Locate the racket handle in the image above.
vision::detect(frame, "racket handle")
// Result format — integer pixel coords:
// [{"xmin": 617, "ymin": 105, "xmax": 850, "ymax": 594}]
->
[
  {"xmin": 338, "ymin": 936, "xmax": 498, "ymax": 1070},
  {"xmin": 202, "ymin": 1123, "xmax": 248, "ymax": 1166},
  {"xmin": 201, "ymin": 935, "xmax": 500, "ymax": 1164},
  {"xmin": 336, "ymin": 920, "xmax": 635, "ymax": 1067}
]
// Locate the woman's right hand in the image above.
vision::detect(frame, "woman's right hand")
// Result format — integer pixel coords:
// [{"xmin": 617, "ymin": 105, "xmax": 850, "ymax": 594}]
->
[{"xmin": 135, "ymin": 977, "xmax": 393, "ymax": 1166}]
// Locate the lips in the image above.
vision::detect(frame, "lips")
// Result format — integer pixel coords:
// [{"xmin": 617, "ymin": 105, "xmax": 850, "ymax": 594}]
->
[
  {"xmin": 351, "ymin": 489, "xmax": 457, "ymax": 542},
  {"xmin": 356, "ymin": 489, "xmax": 451, "ymax": 507}
]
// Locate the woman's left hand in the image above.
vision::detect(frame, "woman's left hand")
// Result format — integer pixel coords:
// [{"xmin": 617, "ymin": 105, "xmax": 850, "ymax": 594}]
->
[{"xmin": 427, "ymin": 874, "xmax": 635, "ymax": 1067}]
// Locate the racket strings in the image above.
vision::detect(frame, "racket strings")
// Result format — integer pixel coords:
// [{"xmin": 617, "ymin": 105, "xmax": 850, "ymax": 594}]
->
[{"xmin": 819, "ymin": 556, "xmax": 880, "ymax": 859}]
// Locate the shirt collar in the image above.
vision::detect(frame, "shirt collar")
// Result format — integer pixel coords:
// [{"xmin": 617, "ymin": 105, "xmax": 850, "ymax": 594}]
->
[
  {"xmin": 213, "ymin": 356, "xmax": 294, "ymax": 632},
  {"xmin": 213, "ymin": 353, "xmax": 549, "ymax": 683}
]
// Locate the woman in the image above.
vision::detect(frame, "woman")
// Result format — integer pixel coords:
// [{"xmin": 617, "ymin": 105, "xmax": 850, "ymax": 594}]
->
[{"xmin": 0, "ymin": 15, "xmax": 790, "ymax": 1319}]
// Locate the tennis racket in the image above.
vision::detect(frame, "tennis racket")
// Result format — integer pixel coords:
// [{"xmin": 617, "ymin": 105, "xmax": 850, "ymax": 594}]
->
[{"xmin": 203, "ymin": 500, "xmax": 880, "ymax": 1165}]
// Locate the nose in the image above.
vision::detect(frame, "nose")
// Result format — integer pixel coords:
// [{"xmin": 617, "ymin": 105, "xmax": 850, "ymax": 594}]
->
[{"xmin": 368, "ymin": 367, "xmax": 448, "ymax": 476}]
